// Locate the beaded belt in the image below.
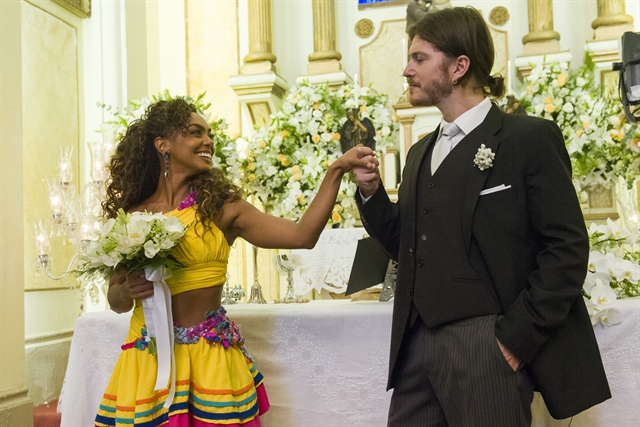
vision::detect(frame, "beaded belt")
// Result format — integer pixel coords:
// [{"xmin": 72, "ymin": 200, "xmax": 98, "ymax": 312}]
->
[{"xmin": 122, "ymin": 307, "xmax": 253, "ymax": 361}]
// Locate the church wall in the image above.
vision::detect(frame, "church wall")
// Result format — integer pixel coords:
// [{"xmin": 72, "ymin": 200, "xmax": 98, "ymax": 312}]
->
[{"xmin": 12, "ymin": 0, "xmax": 640, "ymax": 412}]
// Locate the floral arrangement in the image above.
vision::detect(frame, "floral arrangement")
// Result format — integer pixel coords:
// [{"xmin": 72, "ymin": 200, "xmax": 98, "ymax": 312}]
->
[
  {"xmin": 583, "ymin": 219, "xmax": 640, "ymax": 326},
  {"xmin": 225, "ymin": 81, "xmax": 399, "ymax": 227},
  {"xmin": 75, "ymin": 209, "xmax": 185, "ymax": 280},
  {"xmin": 508, "ymin": 60, "xmax": 639, "ymax": 190},
  {"xmin": 99, "ymin": 90, "xmax": 236, "ymax": 173}
]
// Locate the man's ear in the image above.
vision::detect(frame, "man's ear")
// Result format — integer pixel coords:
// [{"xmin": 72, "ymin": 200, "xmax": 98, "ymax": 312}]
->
[{"xmin": 451, "ymin": 55, "xmax": 471, "ymax": 82}]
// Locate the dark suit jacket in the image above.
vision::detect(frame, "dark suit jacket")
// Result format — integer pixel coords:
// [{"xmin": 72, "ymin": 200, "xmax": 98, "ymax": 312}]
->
[{"xmin": 357, "ymin": 105, "xmax": 610, "ymax": 419}]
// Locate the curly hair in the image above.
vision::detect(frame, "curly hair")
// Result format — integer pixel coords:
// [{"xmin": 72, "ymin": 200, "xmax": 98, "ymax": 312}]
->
[{"xmin": 102, "ymin": 98, "xmax": 243, "ymax": 224}]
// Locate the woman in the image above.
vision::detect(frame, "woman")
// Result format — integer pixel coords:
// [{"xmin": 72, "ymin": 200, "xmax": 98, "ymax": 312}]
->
[{"xmin": 95, "ymin": 98, "xmax": 377, "ymax": 426}]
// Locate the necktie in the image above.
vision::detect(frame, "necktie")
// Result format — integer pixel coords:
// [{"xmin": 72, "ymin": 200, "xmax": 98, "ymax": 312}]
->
[{"xmin": 431, "ymin": 122, "xmax": 460, "ymax": 173}]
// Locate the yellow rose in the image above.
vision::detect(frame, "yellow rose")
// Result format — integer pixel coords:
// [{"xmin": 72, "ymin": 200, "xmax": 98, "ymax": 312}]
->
[
  {"xmin": 332, "ymin": 204, "xmax": 343, "ymax": 214},
  {"xmin": 360, "ymin": 105, "xmax": 367, "ymax": 112},
  {"xmin": 293, "ymin": 172, "xmax": 302, "ymax": 181},
  {"xmin": 575, "ymin": 129, "xmax": 584, "ymax": 138},
  {"xmin": 247, "ymin": 162, "xmax": 257, "ymax": 171},
  {"xmin": 282, "ymin": 158, "xmax": 290, "ymax": 166},
  {"xmin": 544, "ymin": 97, "xmax": 553, "ymax": 105},
  {"xmin": 248, "ymin": 174, "xmax": 256, "ymax": 181},
  {"xmin": 557, "ymin": 74, "xmax": 567, "ymax": 87},
  {"xmin": 280, "ymin": 130, "xmax": 289, "ymax": 138},
  {"xmin": 582, "ymin": 121, "xmax": 590, "ymax": 129},
  {"xmin": 313, "ymin": 103, "xmax": 320, "ymax": 110},
  {"xmin": 291, "ymin": 165, "xmax": 300, "ymax": 173},
  {"xmin": 258, "ymin": 141, "xmax": 266, "ymax": 148},
  {"xmin": 312, "ymin": 135, "xmax": 320, "ymax": 143},
  {"xmin": 298, "ymin": 195, "xmax": 307, "ymax": 206},
  {"xmin": 544, "ymin": 103, "xmax": 555, "ymax": 113},
  {"xmin": 332, "ymin": 212, "xmax": 342, "ymax": 223},
  {"xmin": 332, "ymin": 133, "xmax": 341, "ymax": 141}
]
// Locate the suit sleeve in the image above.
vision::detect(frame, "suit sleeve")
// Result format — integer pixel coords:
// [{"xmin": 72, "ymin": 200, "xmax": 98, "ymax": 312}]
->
[
  {"xmin": 494, "ymin": 119, "xmax": 590, "ymax": 364},
  {"xmin": 356, "ymin": 184, "xmax": 402, "ymax": 261}
]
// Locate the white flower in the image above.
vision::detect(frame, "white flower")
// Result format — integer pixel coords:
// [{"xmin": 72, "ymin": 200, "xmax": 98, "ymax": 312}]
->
[{"xmin": 473, "ymin": 144, "xmax": 495, "ymax": 171}]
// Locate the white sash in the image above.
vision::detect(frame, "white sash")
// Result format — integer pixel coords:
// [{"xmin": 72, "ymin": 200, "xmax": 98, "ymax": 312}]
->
[{"xmin": 142, "ymin": 266, "xmax": 176, "ymax": 409}]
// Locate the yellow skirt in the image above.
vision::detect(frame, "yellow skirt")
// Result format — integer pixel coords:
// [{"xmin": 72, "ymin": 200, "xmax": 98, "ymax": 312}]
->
[{"xmin": 95, "ymin": 306, "xmax": 269, "ymax": 427}]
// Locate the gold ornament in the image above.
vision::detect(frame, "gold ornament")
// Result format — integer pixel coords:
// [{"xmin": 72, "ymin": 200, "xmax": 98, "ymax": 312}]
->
[
  {"xmin": 355, "ymin": 19, "xmax": 375, "ymax": 38},
  {"xmin": 489, "ymin": 6, "xmax": 509, "ymax": 27}
]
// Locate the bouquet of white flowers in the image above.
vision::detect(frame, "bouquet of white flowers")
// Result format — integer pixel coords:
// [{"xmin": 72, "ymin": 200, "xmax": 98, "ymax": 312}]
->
[
  {"xmin": 76, "ymin": 208, "xmax": 186, "ymax": 407},
  {"xmin": 76, "ymin": 208, "xmax": 186, "ymax": 279}
]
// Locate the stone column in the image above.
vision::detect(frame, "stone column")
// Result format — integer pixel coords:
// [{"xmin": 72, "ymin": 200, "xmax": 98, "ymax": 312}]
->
[
  {"xmin": 241, "ymin": 0, "xmax": 277, "ymax": 74},
  {"xmin": 399, "ymin": 115, "xmax": 416, "ymax": 162},
  {"xmin": 522, "ymin": 0, "xmax": 561, "ymax": 56},
  {"xmin": 0, "ymin": 1, "xmax": 33, "ymax": 425},
  {"xmin": 307, "ymin": 0, "xmax": 342, "ymax": 75},
  {"xmin": 591, "ymin": 0, "xmax": 635, "ymax": 41}
]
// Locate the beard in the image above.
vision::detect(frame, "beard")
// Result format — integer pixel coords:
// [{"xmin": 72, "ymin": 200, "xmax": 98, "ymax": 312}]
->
[{"xmin": 408, "ymin": 65, "xmax": 454, "ymax": 107}]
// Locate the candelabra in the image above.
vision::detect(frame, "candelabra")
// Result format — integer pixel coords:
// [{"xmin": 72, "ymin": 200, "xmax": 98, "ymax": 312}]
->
[
  {"xmin": 272, "ymin": 254, "xmax": 309, "ymax": 304},
  {"xmin": 33, "ymin": 124, "xmax": 119, "ymax": 309},
  {"xmin": 222, "ymin": 273, "xmax": 247, "ymax": 305},
  {"xmin": 247, "ymin": 246, "xmax": 267, "ymax": 304},
  {"xmin": 379, "ymin": 261, "xmax": 397, "ymax": 302}
]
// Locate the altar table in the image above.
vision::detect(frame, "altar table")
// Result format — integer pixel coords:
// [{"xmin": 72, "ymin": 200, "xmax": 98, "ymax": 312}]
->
[{"xmin": 58, "ymin": 299, "xmax": 639, "ymax": 427}]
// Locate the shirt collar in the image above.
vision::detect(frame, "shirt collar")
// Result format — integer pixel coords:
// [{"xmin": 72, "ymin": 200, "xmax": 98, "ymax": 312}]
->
[{"xmin": 438, "ymin": 97, "xmax": 492, "ymax": 138}]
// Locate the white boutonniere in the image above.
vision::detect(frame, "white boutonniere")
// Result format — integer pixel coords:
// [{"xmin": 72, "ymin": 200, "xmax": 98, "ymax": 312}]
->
[{"xmin": 473, "ymin": 144, "xmax": 495, "ymax": 171}]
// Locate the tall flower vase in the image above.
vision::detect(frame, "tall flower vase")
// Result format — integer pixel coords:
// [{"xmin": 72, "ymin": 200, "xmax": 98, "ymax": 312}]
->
[{"xmin": 247, "ymin": 246, "xmax": 267, "ymax": 304}]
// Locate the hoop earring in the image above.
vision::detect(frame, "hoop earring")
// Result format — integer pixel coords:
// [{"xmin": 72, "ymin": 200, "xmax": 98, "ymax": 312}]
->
[
  {"xmin": 164, "ymin": 151, "xmax": 169, "ymax": 178},
  {"xmin": 452, "ymin": 79, "xmax": 458, "ymax": 85}
]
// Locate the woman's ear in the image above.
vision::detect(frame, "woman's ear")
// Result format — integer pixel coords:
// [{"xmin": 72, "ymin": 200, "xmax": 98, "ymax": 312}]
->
[{"xmin": 154, "ymin": 136, "xmax": 168, "ymax": 155}]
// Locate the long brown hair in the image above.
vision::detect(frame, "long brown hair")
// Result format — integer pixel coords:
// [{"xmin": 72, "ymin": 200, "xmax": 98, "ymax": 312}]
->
[
  {"xmin": 103, "ymin": 98, "xmax": 242, "ymax": 223},
  {"xmin": 408, "ymin": 6, "xmax": 505, "ymax": 98}
]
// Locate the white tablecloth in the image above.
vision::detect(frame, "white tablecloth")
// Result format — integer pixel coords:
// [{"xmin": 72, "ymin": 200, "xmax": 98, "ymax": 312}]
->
[{"xmin": 59, "ymin": 299, "xmax": 640, "ymax": 427}]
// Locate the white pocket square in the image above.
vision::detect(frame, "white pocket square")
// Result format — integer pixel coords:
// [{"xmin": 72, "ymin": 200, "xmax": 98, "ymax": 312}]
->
[{"xmin": 479, "ymin": 184, "xmax": 512, "ymax": 196}]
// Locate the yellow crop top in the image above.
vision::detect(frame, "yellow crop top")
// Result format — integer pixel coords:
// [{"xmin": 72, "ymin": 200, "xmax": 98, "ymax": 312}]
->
[{"xmin": 164, "ymin": 205, "xmax": 230, "ymax": 296}]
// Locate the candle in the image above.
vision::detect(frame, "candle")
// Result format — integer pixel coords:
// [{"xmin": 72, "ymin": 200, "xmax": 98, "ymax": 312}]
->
[
  {"xmin": 34, "ymin": 224, "xmax": 50, "ymax": 256},
  {"xmin": 507, "ymin": 60, "xmax": 513, "ymax": 94},
  {"xmin": 354, "ymin": 73, "xmax": 359, "ymax": 107}
]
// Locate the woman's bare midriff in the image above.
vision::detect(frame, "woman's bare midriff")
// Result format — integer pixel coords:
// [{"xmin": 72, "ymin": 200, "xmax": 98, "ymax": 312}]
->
[{"xmin": 170, "ymin": 286, "xmax": 224, "ymax": 327}]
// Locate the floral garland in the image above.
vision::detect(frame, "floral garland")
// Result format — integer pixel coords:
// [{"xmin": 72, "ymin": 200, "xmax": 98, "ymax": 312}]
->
[
  {"xmin": 99, "ymin": 90, "xmax": 235, "ymax": 172},
  {"xmin": 507, "ymin": 60, "xmax": 639, "ymax": 190},
  {"xmin": 584, "ymin": 219, "xmax": 640, "ymax": 326},
  {"xmin": 226, "ymin": 81, "xmax": 399, "ymax": 227}
]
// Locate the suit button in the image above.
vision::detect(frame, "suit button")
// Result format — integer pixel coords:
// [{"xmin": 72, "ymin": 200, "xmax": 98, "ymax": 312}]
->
[
  {"xmin": 428, "ymin": 183, "xmax": 435, "ymax": 189},
  {"xmin": 421, "ymin": 235, "xmax": 427, "ymax": 241},
  {"xmin": 423, "ymin": 207, "xmax": 430, "ymax": 214},
  {"xmin": 406, "ymin": 289, "xmax": 412, "ymax": 297},
  {"xmin": 417, "ymin": 259, "xmax": 425, "ymax": 267},
  {"xmin": 409, "ymin": 248, "xmax": 413, "ymax": 257}
]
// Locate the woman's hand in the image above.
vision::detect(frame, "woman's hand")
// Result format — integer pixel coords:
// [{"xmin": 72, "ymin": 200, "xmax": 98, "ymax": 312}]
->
[
  {"xmin": 107, "ymin": 269, "xmax": 154, "ymax": 313},
  {"xmin": 332, "ymin": 144, "xmax": 379, "ymax": 175}
]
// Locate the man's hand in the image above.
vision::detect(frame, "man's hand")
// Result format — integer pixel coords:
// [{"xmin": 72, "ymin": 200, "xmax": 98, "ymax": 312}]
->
[
  {"xmin": 352, "ymin": 146, "xmax": 380, "ymax": 197},
  {"xmin": 497, "ymin": 338, "xmax": 522, "ymax": 371}
]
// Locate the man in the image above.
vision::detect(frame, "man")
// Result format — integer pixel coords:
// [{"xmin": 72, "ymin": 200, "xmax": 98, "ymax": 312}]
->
[{"xmin": 353, "ymin": 7, "xmax": 610, "ymax": 427}]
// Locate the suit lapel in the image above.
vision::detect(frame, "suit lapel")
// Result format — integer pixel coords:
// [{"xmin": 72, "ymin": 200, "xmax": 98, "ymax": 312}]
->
[{"xmin": 459, "ymin": 105, "xmax": 504, "ymax": 254}]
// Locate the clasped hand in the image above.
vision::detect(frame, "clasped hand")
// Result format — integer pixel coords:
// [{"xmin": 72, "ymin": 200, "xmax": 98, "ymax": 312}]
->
[{"xmin": 346, "ymin": 145, "xmax": 380, "ymax": 197}]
